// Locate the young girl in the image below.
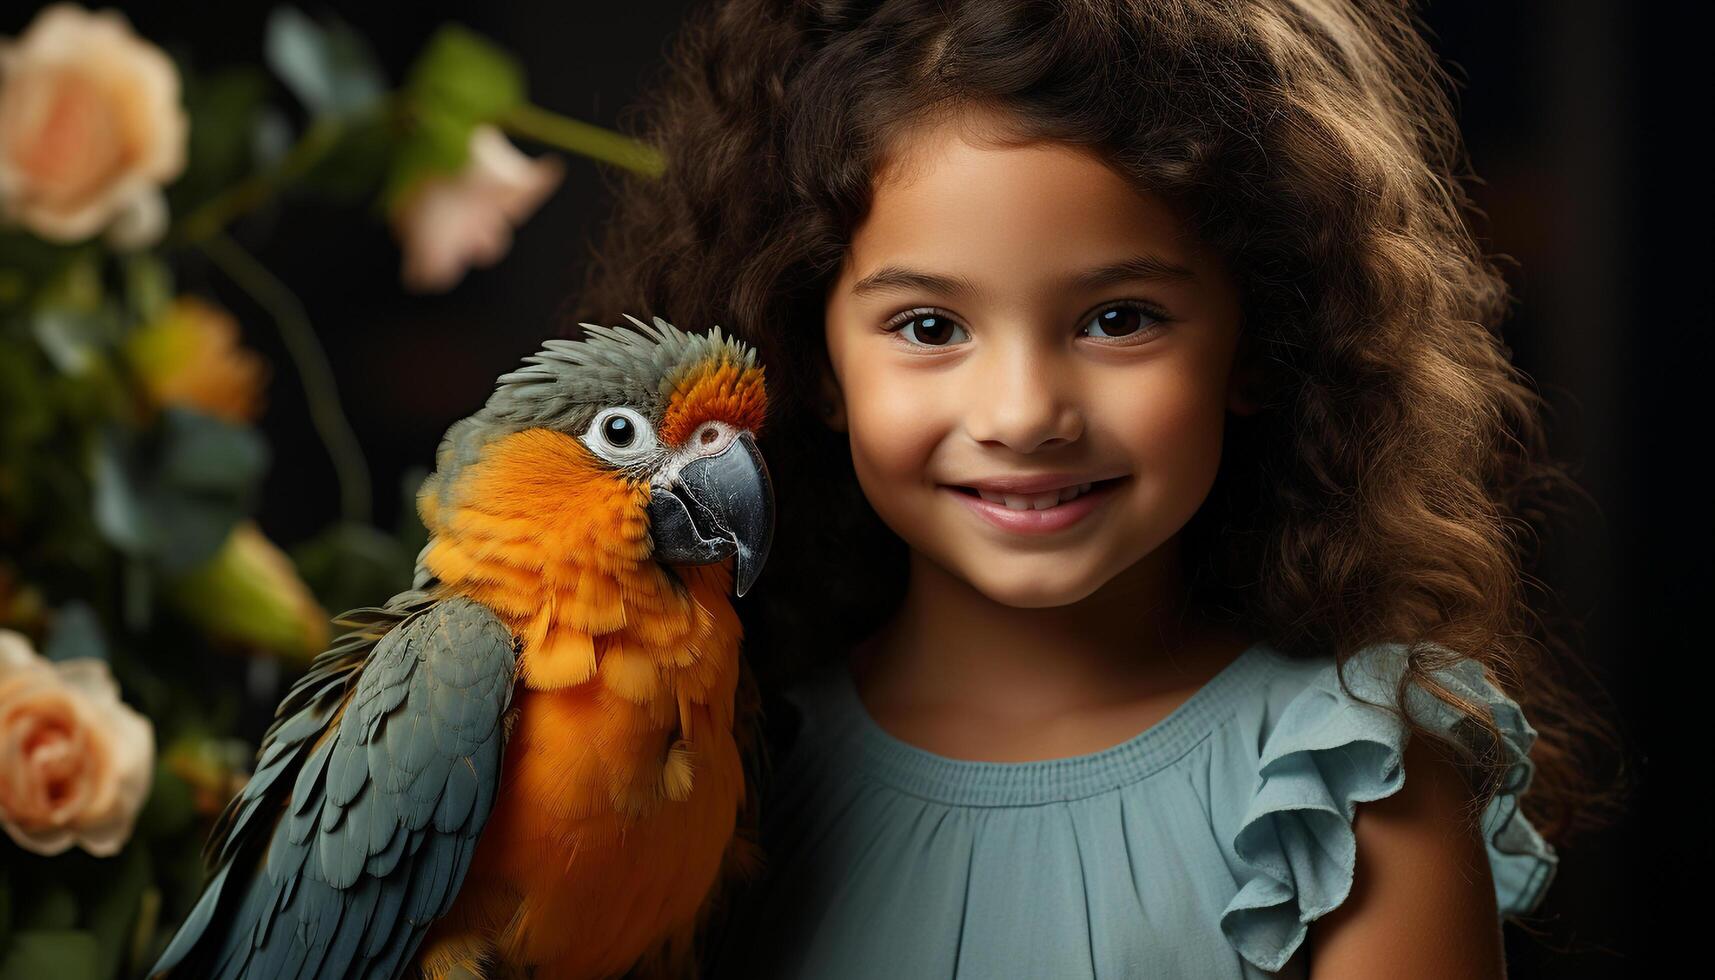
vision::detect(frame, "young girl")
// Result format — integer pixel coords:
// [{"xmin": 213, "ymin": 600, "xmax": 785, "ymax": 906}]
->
[{"xmin": 570, "ymin": 0, "xmax": 1610, "ymax": 976}]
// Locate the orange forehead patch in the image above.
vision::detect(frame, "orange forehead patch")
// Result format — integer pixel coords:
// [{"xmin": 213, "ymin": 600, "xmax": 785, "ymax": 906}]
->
[{"xmin": 658, "ymin": 356, "xmax": 767, "ymax": 447}]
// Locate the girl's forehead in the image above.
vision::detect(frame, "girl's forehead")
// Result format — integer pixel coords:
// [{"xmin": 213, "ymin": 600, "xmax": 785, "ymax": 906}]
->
[{"xmin": 854, "ymin": 132, "xmax": 1203, "ymax": 273}]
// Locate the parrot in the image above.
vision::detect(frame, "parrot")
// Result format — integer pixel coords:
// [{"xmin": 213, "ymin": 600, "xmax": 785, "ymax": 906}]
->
[{"xmin": 149, "ymin": 314, "xmax": 776, "ymax": 980}]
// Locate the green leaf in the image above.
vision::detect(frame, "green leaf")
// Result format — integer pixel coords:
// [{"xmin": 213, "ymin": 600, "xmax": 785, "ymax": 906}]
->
[
  {"xmin": 123, "ymin": 254, "xmax": 174, "ymax": 325},
  {"xmin": 13, "ymin": 880, "xmax": 77, "ymax": 932},
  {"xmin": 382, "ymin": 24, "xmax": 525, "ymax": 209},
  {"xmin": 0, "ymin": 930, "xmax": 99, "ymax": 980},
  {"xmin": 381, "ymin": 104, "xmax": 472, "ymax": 207},
  {"xmin": 0, "ymin": 232, "xmax": 82, "ymax": 309},
  {"xmin": 251, "ymin": 105, "xmax": 295, "ymax": 169},
  {"xmin": 157, "ymin": 408, "xmax": 268, "ymax": 495},
  {"xmin": 0, "ymin": 337, "xmax": 53, "ymax": 449},
  {"xmin": 83, "ymin": 845, "xmax": 149, "ymax": 980},
  {"xmin": 405, "ymin": 25, "xmax": 523, "ymax": 124},
  {"xmin": 36, "ymin": 252, "xmax": 104, "ymax": 313},
  {"xmin": 90, "ymin": 410, "xmax": 270, "ymax": 573},
  {"xmin": 92, "ymin": 433, "xmax": 154, "ymax": 555},
  {"xmin": 265, "ymin": 6, "xmax": 387, "ymax": 117},
  {"xmin": 31, "ymin": 308, "xmax": 120, "ymax": 376},
  {"xmin": 43, "ymin": 601, "xmax": 107, "ymax": 663},
  {"xmin": 127, "ymin": 886, "xmax": 160, "ymax": 980},
  {"xmin": 0, "ymin": 870, "xmax": 11, "ymax": 960},
  {"xmin": 291, "ymin": 520, "xmax": 413, "ymax": 618},
  {"xmin": 167, "ymin": 66, "xmax": 269, "ymax": 216},
  {"xmin": 135, "ymin": 762, "xmax": 196, "ymax": 840},
  {"xmin": 293, "ymin": 109, "xmax": 396, "ymax": 204}
]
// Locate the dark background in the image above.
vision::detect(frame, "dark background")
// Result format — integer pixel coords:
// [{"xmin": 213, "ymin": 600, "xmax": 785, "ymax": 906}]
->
[{"xmin": 10, "ymin": 1, "xmax": 1703, "ymax": 975}]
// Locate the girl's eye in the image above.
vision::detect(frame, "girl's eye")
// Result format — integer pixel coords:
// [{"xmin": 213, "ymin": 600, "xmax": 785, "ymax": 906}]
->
[
  {"xmin": 880, "ymin": 302, "xmax": 1168, "ymax": 349},
  {"xmin": 1082, "ymin": 303, "xmax": 1166, "ymax": 342},
  {"xmin": 881, "ymin": 310, "xmax": 969, "ymax": 348}
]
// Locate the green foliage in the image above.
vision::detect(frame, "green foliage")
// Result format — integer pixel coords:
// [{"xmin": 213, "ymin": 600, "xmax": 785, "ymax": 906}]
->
[
  {"xmin": 0, "ymin": 931, "xmax": 99, "ymax": 980},
  {"xmin": 0, "ymin": 233, "xmax": 85, "ymax": 311},
  {"xmin": 136, "ymin": 767, "xmax": 197, "ymax": 844},
  {"xmin": 0, "ymin": 321, "xmax": 119, "ymax": 592},
  {"xmin": 43, "ymin": 602, "xmax": 107, "ymax": 663},
  {"xmin": 83, "ymin": 847, "xmax": 150, "ymax": 980},
  {"xmin": 383, "ymin": 25, "xmax": 526, "ymax": 208},
  {"xmin": 295, "ymin": 112, "xmax": 397, "ymax": 205},
  {"xmin": 0, "ymin": 334, "xmax": 55, "ymax": 447},
  {"xmin": 92, "ymin": 409, "xmax": 269, "ymax": 575},
  {"xmin": 291, "ymin": 520, "xmax": 414, "ymax": 619},
  {"xmin": 123, "ymin": 255, "xmax": 174, "ymax": 326},
  {"xmin": 30, "ymin": 308, "xmax": 121, "ymax": 377},
  {"xmin": 0, "ymin": 844, "xmax": 150, "ymax": 980},
  {"xmin": 265, "ymin": 7, "xmax": 387, "ymax": 118},
  {"xmin": 167, "ymin": 66, "xmax": 271, "ymax": 219},
  {"xmin": 256, "ymin": 8, "xmax": 397, "ymax": 208},
  {"xmin": 406, "ymin": 26, "xmax": 524, "ymax": 125},
  {"xmin": 0, "ymin": 6, "xmax": 643, "ymax": 976}
]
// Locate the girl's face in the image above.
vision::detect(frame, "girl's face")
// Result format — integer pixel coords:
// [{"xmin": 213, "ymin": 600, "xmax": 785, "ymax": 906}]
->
[{"xmin": 821, "ymin": 109, "xmax": 1256, "ymax": 609}]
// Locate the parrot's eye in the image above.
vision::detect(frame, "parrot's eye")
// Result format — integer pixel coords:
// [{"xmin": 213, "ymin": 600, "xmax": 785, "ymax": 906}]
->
[
  {"xmin": 580, "ymin": 407, "xmax": 659, "ymax": 465},
  {"xmin": 603, "ymin": 415, "xmax": 635, "ymax": 446}
]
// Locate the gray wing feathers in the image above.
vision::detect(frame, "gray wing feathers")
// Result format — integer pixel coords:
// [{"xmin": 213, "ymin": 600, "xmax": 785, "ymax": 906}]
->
[{"xmin": 151, "ymin": 594, "xmax": 518, "ymax": 980}]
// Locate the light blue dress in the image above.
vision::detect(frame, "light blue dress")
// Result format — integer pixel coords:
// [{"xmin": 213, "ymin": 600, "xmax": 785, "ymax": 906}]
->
[{"xmin": 704, "ymin": 640, "xmax": 1557, "ymax": 978}]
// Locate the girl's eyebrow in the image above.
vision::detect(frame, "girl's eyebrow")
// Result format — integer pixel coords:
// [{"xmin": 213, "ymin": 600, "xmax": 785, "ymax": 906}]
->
[{"xmin": 848, "ymin": 253, "xmax": 1197, "ymax": 299}]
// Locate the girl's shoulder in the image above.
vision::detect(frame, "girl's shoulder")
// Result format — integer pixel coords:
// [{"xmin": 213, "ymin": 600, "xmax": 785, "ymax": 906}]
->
[
  {"xmin": 1210, "ymin": 641, "xmax": 1559, "ymax": 969},
  {"xmin": 743, "ymin": 640, "xmax": 1558, "ymax": 975}
]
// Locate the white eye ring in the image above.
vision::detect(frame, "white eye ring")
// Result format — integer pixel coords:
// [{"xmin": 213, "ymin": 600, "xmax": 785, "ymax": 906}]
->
[{"xmin": 580, "ymin": 407, "xmax": 659, "ymax": 464}]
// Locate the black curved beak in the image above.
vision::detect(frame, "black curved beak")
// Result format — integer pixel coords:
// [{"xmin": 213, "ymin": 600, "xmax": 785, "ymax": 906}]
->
[{"xmin": 645, "ymin": 431, "xmax": 775, "ymax": 597}]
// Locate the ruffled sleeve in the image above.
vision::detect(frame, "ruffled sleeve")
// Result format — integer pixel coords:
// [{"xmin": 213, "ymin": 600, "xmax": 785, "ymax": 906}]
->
[{"xmin": 1218, "ymin": 643, "xmax": 1558, "ymax": 972}]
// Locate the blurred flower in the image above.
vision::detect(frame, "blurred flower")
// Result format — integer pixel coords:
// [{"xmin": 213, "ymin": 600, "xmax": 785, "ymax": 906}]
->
[
  {"xmin": 0, "ymin": 563, "xmax": 47, "ymax": 635},
  {"xmin": 0, "ymin": 4, "xmax": 187, "ymax": 248},
  {"xmin": 162, "ymin": 734, "xmax": 251, "ymax": 817},
  {"xmin": 126, "ymin": 295, "xmax": 268, "ymax": 424},
  {"xmin": 391, "ymin": 123, "xmax": 563, "ymax": 293},
  {"xmin": 166, "ymin": 520, "xmax": 330, "ymax": 662},
  {"xmin": 0, "ymin": 627, "xmax": 153, "ymax": 857}
]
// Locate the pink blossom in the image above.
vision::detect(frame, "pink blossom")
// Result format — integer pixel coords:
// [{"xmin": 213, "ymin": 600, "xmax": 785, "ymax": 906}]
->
[{"xmin": 392, "ymin": 124, "xmax": 565, "ymax": 293}]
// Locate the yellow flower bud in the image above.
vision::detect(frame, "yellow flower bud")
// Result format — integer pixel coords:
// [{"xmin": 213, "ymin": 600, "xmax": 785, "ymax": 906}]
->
[
  {"xmin": 126, "ymin": 296, "xmax": 267, "ymax": 423},
  {"xmin": 167, "ymin": 521, "xmax": 329, "ymax": 662}
]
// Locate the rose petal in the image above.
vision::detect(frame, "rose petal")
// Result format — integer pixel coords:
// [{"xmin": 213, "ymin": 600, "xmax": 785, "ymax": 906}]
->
[
  {"xmin": 104, "ymin": 185, "xmax": 168, "ymax": 248},
  {"xmin": 0, "ymin": 628, "xmax": 155, "ymax": 857},
  {"xmin": 392, "ymin": 125, "xmax": 564, "ymax": 293},
  {"xmin": 0, "ymin": 3, "xmax": 186, "ymax": 244}
]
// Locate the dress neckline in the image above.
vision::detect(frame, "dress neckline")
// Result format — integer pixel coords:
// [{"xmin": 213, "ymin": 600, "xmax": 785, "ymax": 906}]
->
[{"xmin": 825, "ymin": 639, "xmax": 1278, "ymax": 806}]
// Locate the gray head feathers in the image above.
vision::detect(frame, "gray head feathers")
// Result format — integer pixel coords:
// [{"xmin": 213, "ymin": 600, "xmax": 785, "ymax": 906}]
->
[
  {"xmin": 410, "ymin": 315, "xmax": 759, "ymax": 586},
  {"xmin": 479, "ymin": 313, "xmax": 757, "ymax": 431}
]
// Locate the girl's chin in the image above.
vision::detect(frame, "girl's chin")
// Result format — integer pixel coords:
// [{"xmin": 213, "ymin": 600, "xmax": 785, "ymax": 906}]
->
[{"xmin": 935, "ymin": 553, "xmax": 1108, "ymax": 607}]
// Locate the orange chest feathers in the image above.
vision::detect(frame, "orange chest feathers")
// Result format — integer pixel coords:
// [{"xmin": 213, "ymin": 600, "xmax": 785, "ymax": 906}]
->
[{"xmin": 413, "ymin": 428, "xmax": 750, "ymax": 973}]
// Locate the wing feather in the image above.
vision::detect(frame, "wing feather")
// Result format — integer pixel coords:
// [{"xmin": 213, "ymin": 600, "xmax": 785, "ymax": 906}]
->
[{"xmin": 150, "ymin": 591, "xmax": 518, "ymax": 980}]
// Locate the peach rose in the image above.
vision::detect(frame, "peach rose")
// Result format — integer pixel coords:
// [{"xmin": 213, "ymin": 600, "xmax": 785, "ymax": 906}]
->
[
  {"xmin": 0, "ymin": 4, "xmax": 188, "ymax": 248},
  {"xmin": 391, "ymin": 123, "xmax": 564, "ymax": 293},
  {"xmin": 0, "ymin": 628, "xmax": 154, "ymax": 857}
]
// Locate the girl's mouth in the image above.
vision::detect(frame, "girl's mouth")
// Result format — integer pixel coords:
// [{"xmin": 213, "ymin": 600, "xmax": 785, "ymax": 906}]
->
[{"xmin": 941, "ymin": 476, "xmax": 1128, "ymax": 534}]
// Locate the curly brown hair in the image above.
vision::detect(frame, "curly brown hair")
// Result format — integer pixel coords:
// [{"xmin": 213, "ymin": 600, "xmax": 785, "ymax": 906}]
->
[{"xmin": 565, "ymin": 0, "xmax": 1624, "ymax": 858}]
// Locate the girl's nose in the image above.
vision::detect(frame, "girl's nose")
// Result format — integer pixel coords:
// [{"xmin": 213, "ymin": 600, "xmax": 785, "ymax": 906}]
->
[{"xmin": 960, "ymin": 335, "xmax": 1083, "ymax": 453}]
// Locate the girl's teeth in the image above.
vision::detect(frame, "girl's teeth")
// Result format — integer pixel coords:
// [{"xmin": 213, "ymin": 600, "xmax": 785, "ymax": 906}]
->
[{"xmin": 976, "ymin": 482, "xmax": 1096, "ymax": 510}]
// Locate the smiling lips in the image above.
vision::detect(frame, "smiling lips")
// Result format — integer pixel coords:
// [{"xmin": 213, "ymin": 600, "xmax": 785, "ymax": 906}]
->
[{"xmin": 942, "ymin": 475, "xmax": 1128, "ymax": 534}]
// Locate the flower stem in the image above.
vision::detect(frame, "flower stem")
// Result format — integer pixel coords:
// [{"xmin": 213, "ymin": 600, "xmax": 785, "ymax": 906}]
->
[
  {"xmin": 199, "ymin": 233, "xmax": 372, "ymax": 524},
  {"xmin": 170, "ymin": 113, "xmax": 356, "ymax": 247},
  {"xmin": 500, "ymin": 103, "xmax": 665, "ymax": 177}
]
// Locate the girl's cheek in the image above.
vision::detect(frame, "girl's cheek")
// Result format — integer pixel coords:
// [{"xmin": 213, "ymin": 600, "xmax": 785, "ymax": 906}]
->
[
  {"xmin": 1104, "ymin": 364, "xmax": 1232, "ymax": 537},
  {"xmin": 843, "ymin": 362, "xmax": 950, "ymax": 479},
  {"xmin": 838, "ymin": 362, "xmax": 954, "ymax": 548}
]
